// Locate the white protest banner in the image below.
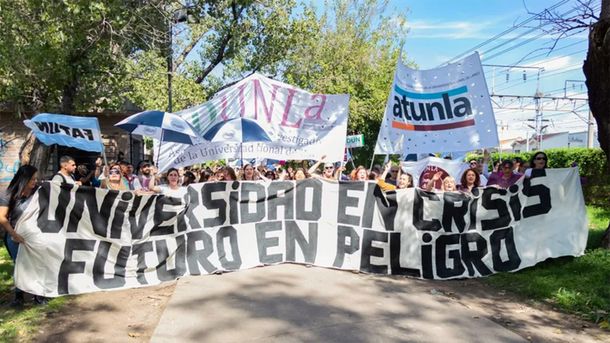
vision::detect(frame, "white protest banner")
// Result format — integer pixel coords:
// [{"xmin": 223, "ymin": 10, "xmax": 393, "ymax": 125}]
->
[
  {"xmin": 23, "ymin": 113, "xmax": 104, "ymax": 152},
  {"xmin": 374, "ymin": 52, "xmax": 499, "ymax": 154},
  {"xmin": 401, "ymin": 156, "xmax": 470, "ymax": 188},
  {"xmin": 156, "ymin": 73, "xmax": 349, "ymax": 171},
  {"xmin": 15, "ymin": 169, "xmax": 586, "ymax": 296}
]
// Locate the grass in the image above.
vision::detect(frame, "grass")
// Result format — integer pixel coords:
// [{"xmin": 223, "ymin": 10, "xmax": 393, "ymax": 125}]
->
[
  {"xmin": 0, "ymin": 206, "xmax": 608, "ymax": 340},
  {"xmin": 486, "ymin": 205, "xmax": 610, "ymax": 329},
  {"xmin": 0, "ymin": 247, "xmax": 69, "ymax": 342}
]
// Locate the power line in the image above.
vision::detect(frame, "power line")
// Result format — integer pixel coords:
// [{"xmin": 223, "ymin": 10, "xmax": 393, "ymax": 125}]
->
[
  {"xmin": 477, "ymin": 3, "xmax": 599, "ymax": 63},
  {"xmin": 441, "ymin": 0, "xmax": 570, "ymax": 65}
]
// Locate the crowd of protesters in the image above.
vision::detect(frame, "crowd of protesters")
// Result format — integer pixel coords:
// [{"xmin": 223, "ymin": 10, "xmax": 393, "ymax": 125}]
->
[{"xmin": 0, "ymin": 150, "xmax": 553, "ymax": 307}]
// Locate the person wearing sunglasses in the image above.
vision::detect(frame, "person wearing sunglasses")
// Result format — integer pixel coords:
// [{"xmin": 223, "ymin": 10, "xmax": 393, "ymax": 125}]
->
[
  {"xmin": 524, "ymin": 151, "xmax": 548, "ymax": 178},
  {"xmin": 307, "ymin": 155, "xmax": 340, "ymax": 181},
  {"xmin": 101, "ymin": 164, "xmax": 128, "ymax": 191},
  {"xmin": 486, "ymin": 160, "xmax": 523, "ymax": 189},
  {"xmin": 466, "ymin": 149, "xmax": 490, "ymax": 185},
  {"xmin": 384, "ymin": 165, "xmax": 400, "ymax": 185},
  {"xmin": 377, "ymin": 161, "xmax": 413, "ymax": 191}
]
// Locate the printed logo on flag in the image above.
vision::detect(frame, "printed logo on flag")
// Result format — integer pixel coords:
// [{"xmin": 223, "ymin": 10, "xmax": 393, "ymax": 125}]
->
[
  {"xmin": 391, "ymin": 85, "xmax": 475, "ymax": 131},
  {"xmin": 374, "ymin": 52, "xmax": 499, "ymax": 155}
]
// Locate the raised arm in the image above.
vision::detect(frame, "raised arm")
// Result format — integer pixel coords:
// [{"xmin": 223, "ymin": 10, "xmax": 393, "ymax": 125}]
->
[{"xmin": 307, "ymin": 155, "xmax": 326, "ymax": 175}]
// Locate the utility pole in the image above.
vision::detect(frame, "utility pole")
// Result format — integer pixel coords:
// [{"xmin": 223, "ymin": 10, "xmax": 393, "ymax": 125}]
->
[
  {"xmin": 167, "ymin": 8, "xmax": 196, "ymax": 113},
  {"xmin": 565, "ymin": 80, "xmax": 594, "ymax": 149},
  {"xmin": 588, "ymin": 109, "xmax": 595, "ymax": 148}
]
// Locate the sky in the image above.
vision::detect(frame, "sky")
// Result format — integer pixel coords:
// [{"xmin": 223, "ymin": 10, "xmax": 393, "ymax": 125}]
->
[{"xmin": 386, "ymin": 0, "xmax": 597, "ymax": 141}]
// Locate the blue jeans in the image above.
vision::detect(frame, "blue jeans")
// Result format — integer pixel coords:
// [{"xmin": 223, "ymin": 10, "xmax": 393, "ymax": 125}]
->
[
  {"xmin": 3, "ymin": 233, "xmax": 19, "ymax": 261},
  {"xmin": 3, "ymin": 233, "xmax": 23, "ymax": 298}
]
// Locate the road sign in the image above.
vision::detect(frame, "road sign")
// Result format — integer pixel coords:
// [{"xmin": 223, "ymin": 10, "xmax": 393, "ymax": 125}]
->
[{"xmin": 346, "ymin": 134, "xmax": 364, "ymax": 148}]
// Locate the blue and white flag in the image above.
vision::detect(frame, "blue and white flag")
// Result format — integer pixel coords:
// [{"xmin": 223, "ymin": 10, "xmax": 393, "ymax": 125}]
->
[
  {"xmin": 24, "ymin": 113, "xmax": 104, "ymax": 152},
  {"xmin": 375, "ymin": 52, "xmax": 499, "ymax": 155}
]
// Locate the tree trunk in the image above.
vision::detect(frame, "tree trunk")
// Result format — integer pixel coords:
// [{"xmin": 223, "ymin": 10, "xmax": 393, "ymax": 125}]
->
[
  {"xmin": 19, "ymin": 132, "xmax": 52, "ymax": 177},
  {"xmin": 60, "ymin": 80, "xmax": 78, "ymax": 114},
  {"xmin": 583, "ymin": 14, "xmax": 610, "ymax": 248}
]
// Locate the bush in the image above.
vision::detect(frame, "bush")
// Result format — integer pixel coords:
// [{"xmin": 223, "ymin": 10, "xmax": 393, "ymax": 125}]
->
[{"xmin": 466, "ymin": 148, "xmax": 609, "ymax": 206}]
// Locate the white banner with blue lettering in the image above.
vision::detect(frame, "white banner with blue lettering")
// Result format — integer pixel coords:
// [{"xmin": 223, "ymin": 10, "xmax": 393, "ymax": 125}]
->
[
  {"xmin": 24, "ymin": 113, "xmax": 104, "ymax": 152},
  {"xmin": 374, "ymin": 52, "xmax": 499, "ymax": 154}
]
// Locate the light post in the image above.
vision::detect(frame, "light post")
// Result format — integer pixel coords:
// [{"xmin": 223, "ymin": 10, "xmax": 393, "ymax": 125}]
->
[{"xmin": 167, "ymin": 8, "xmax": 195, "ymax": 113}]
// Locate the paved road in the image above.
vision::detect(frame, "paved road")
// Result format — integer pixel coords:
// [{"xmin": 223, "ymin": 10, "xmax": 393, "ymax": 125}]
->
[{"xmin": 151, "ymin": 264, "xmax": 526, "ymax": 343}]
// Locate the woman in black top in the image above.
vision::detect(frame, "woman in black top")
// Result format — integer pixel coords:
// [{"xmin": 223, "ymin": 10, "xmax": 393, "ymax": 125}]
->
[{"xmin": 0, "ymin": 165, "xmax": 42, "ymax": 306}]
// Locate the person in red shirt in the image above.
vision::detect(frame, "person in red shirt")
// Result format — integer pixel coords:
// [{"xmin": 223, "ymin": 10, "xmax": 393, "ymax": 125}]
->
[{"xmin": 486, "ymin": 160, "xmax": 523, "ymax": 189}]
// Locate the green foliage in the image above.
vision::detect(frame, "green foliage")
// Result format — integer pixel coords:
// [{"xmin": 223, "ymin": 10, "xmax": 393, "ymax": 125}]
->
[
  {"xmin": 467, "ymin": 148, "xmax": 610, "ymax": 206},
  {"xmin": 125, "ymin": 51, "xmax": 207, "ymax": 112},
  {"xmin": 0, "ymin": 0, "xmax": 166, "ymax": 113},
  {"xmin": 281, "ymin": 0, "xmax": 411, "ymax": 166},
  {"xmin": 486, "ymin": 206, "xmax": 610, "ymax": 328},
  {"xmin": 0, "ymin": 248, "xmax": 69, "ymax": 341}
]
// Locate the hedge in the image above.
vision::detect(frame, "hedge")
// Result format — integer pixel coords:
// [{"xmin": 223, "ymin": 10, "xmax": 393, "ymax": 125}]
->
[{"xmin": 466, "ymin": 148, "xmax": 609, "ymax": 207}]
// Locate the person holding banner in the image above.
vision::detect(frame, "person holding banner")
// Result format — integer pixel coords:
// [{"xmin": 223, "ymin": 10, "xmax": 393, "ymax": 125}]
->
[
  {"xmin": 0, "ymin": 165, "xmax": 46, "ymax": 306},
  {"xmin": 293, "ymin": 168, "xmax": 309, "ymax": 181},
  {"xmin": 487, "ymin": 160, "xmax": 523, "ymax": 189},
  {"xmin": 458, "ymin": 168, "xmax": 481, "ymax": 194},
  {"xmin": 155, "ymin": 168, "xmax": 187, "ymax": 197},
  {"xmin": 224, "ymin": 166, "xmax": 238, "ymax": 181},
  {"xmin": 308, "ymin": 155, "xmax": 339, "ymax": 181},
  {"xmin": 100, "ymin": 164, "xmax": 129, "ymax": 191},
  {"xmin": 51, "ymin": 155, "xmax": 81, "ymax": 185},
  {"xmin": 240, "ymin": 164, "xmax": 260, "ymax": 181},
  {"xmin": 136, "ymin": 161, "xmax": 160, "ymax": 192},
  {"xmin": 377, "ymin": 161, "xmax": 413, "ymax": 191},
  {"xmin": 425, "ymin": 172, "xmax": 457, "ymax": 192},
  {"xmin": 351, "ymin": 166, "xmax": 368, "ymax": 181},
  {"xmin": 119, "ymin": 161, "xmax": 142, "ymax": 190},
  {"xmin": 524, "ymin": 151, "xmax": 549, "ymax": 178}
]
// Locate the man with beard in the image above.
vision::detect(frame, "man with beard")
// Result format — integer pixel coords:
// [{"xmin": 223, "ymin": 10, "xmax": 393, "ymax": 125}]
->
[
  {"xmin": 137, "ymin": 161, "xmax": 159, "ymax": 193},
  {"xmin": 119, "ymin": 160, "xmax": 141, "ymax": 190},
  {"xmin": 51, "ymin": 155, "xmax": 81, "ymax": 185}
]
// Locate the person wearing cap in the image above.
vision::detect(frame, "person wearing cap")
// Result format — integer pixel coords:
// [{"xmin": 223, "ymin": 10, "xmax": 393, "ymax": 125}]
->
[
  {"xmin": 487, "ymin": 160, "xmax": 523, "ymax": 189},
  {"xmin": 307, "ymin": 155, "xmax": 339, "ymax": 181}
]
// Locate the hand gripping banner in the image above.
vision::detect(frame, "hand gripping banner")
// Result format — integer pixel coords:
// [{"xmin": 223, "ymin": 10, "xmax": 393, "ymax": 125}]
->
[{"xmin": 14, "ymin": 169, "xmax": 587, "ymax": 296}]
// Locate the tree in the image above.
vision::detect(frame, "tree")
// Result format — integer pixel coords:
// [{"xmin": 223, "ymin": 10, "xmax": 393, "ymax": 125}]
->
[
  {"xmin": 533, "ymin": 0, "xmax": 610, "ymax": 248},
  {"xmin": 0, "ymin": 0, "xmax": 167, "ymax": 114},
  {"xmin": 583, "ymin": 1, "xmax": 610, "ymax": 248},
  {"xmin": 125, "ymin": 0, "xmax": 319, "ymax": 112},
  {"xmin": 281, "ymin": 0, "xmax": 411, "ymax": 166}
]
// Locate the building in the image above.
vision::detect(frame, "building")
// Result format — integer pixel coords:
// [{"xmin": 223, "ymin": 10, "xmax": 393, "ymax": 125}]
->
[
  {"xmin": 0, "ymin": 112, "xmax": 146, "ymax": 190},
  {"xmin": 511, "ymin": 131, "xmax": 599, "ymax": 153}
]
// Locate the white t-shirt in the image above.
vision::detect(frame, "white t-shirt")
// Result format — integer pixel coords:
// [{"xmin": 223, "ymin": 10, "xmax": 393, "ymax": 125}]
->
[
  {"xmin": 51, "ymin": 172, "xmax": 76, "ymax": 185},
  {"xmin": 159, "ymin": 185, "xmax": 186, "ymax": 199}
]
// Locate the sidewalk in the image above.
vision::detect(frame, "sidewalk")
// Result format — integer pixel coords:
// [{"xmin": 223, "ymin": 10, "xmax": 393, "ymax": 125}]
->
[{"xmin": 151, "ymin": 265, "xmax": 526, "ymax": 343}]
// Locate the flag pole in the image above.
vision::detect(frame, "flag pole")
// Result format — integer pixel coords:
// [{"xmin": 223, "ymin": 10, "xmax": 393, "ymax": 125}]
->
[
  {"xmin": 156, "ymin": 130, "xmax": 164, "ymax": 167},
  {"xmin": 368, "ymin": 154, "xmax": 376, "ymax": 172}
]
